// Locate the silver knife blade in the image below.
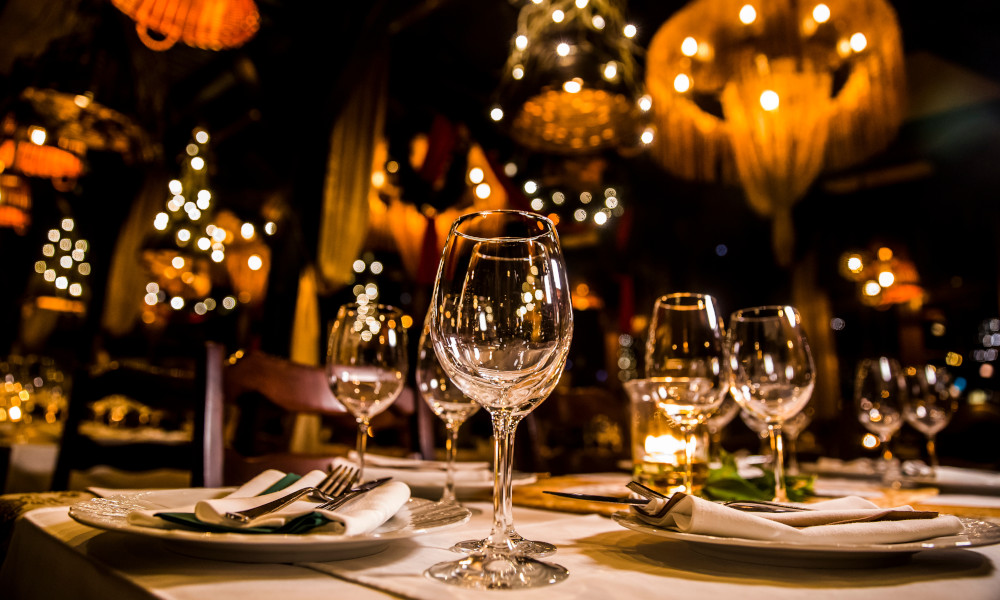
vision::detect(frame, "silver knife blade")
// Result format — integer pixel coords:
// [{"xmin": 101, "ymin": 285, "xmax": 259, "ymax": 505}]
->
[{"xmin": 543, "ymin": 490, "xmax": 650, "ymax": 505}]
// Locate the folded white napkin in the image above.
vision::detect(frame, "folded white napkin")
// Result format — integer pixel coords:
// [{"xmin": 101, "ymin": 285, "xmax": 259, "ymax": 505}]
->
[
  {"xmin": 127, "ymin": 469, "xmax": 289, "ymax": 528},
  {"xmin": 127, "ymin": 469, "xmax": 411, "ymax": 536},
  {"xmin": 925, "ymin": 466, "xmax": 1000, "ymax": 488},
  {"xmin": 632, "ymin": 493, "xmax": 964, "ymax": 545},
  {"xmin": 193, "ymin": 478, "xmax": 411, "ymax": 535}
]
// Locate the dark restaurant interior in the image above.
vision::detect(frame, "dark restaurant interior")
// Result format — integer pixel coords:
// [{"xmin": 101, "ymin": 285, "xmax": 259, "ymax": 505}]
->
[{"xmin": 0, "ymin": 0, "xmax": 998, "ymax": 499}]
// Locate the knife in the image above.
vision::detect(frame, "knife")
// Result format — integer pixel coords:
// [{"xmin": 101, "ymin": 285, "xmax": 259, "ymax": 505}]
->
[{"xmin": 543, "ymin": 490, "xmax": 651, "ymax": 505}]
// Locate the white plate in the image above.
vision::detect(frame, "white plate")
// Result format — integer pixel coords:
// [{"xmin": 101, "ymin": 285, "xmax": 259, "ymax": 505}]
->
[
  {"xmin": 612, "ymin": 512, "xmax": 1000, "ymax": 568},
  {"xmin": 69, "ymin": 488, "xmax": 471, "ymax": 563},
  {"xmin": 362, "ymin": 466, "xmax": 537, "ymax": 500}
]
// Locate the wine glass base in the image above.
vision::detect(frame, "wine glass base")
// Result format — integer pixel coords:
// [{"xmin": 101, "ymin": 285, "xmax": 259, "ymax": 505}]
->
[
  {"xmin": 450, "ymin": 534, "xmax": 556, "ymax": 557},
  {"xmin": 425, "ymin": 551, "xmax": 568, "ymax": 590}
]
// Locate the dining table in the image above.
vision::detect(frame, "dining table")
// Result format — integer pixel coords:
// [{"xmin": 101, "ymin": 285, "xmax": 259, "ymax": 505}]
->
[{"xmin": 1, "ymin": 469, "xmax": 1000, "ymax": 600}]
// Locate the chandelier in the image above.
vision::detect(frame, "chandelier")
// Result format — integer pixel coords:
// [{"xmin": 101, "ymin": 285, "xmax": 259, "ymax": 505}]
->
[
  {"xmin": 111, "ymin": 0, "xmax": 260, "ymax": 51},
  {"xmin": 491, "ymin": 0, "xmax": 652, "ymax": 155},
  {"xmin": 645, "ymin": 0, "xmax": 906, "ymax": 264}
]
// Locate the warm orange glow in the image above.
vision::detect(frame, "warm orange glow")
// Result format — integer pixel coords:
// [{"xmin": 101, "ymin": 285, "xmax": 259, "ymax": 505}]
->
[
  {"xmin": 674, "ymin": 74, "xmax": 691, "ymax": 93},
  {"xmin": 110, "ymin": 0, "xmax": 260, "ymax": 51},
  {"xmin": 739, "ymin": 4, "xmax": 756, "ymax": 24},
  {"xmin": 877, "ymin": 246, "xmax": 893, "ymax": 261}
]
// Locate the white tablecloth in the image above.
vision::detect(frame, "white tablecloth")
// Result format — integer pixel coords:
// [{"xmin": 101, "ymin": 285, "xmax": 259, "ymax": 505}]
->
[{"xmin": 2, "ymin": 500, "xmax": 1000, "ymax": 600}]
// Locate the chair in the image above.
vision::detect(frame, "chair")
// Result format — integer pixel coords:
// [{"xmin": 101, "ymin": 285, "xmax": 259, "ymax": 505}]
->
[
  {"xmin": 50, "ymin": 343, "xmax": 225, "ymax": 491},
  {"xmin": 221, "ymin": 348, "xmax": 424, "ymax": 485}
]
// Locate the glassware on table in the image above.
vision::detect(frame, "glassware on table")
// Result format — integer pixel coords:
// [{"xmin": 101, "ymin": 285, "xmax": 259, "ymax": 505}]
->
[
  {"xmin": 326, "ymin": 302, "xmax": 409, "ymax": 483},
  {"xmin": 705, "ymin": 389, "xmax": 740, "ymax": 464},
  {"xmin": 424, "ymin": 210, "xmax": 573, "ymax": 589},
  {"xmin": 728, "ymin": 305, "xmax": 815, "ymax": 502},
  {"xmin": 855, "ymin": 356, "xmax": 907, "ymax": 485},
  {"xmin": 638, "ymin": 292, "xmax": 729, "ymax": 495},
  {"xmin": 902, "ymin": 364, "xmax": 956, "ymax": 474},
  {"xmin": 740, "ymin": 406, "xmax": 813, "ymax": 476},
  {"xmin": 626, "ymin": 379, "xmax": 713, "ymax": 495},
  {"xmin": 415, "ymin": 317, "xmax": 481, "ymax": 506}
]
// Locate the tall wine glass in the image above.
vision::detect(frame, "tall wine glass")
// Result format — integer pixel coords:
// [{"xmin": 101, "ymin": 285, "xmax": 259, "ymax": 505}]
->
[
  {"xmin": 903, "ymin": 364, "xmax": 957, "ymax": 473},
  {"xmin": 415, "ymin": 316, "xmax": 480, "ymax": 506},
  {"xmin": 425, "ymin": 210, "xmax": 573, "ymax": 589},
  {"xmin": 855, "ymin": 356, "xmax": 907, "ymax": 485},
  {"xmin": 728, "ymin": 305, "xmax": 815, "ymax": 502},
  {"xmin": 639, "ymin": 293, "xmax": 729, "ymax": 495},
  {"xmin": 326, "ymin": 302, "xmax": 409, "ymax": 483}
]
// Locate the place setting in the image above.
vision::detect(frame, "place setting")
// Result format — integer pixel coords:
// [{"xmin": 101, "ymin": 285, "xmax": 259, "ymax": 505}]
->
[
  {"xmin": 545, "ymin": 296, "xmax": 1000, "ymax": 569},
  {"xmin": 67, "ymin": 462, "xmax": 472, "ymax": 563}
]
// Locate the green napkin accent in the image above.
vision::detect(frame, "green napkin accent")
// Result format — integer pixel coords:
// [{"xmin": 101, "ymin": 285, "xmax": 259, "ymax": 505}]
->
[
  {"xmin": 702, "ymin": 451, "xmax": 815, "ymax": 502},
  {"xmin": 154, "ymin": 473, "xmax": 335, "ymax": 534}
]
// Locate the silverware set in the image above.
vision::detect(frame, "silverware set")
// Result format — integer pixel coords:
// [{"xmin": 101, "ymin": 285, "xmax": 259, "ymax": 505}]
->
[
  {"xmin": 225, "ymin": 464, "xmax": 392, "ymax": 524},
  {"xmin": 542, "ymin": 480, "xmax": 814, "ymax": 513}
]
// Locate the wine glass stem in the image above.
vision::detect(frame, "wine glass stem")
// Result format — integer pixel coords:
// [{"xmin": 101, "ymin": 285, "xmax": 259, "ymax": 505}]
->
[
  {"xmin": 441, "ymin": 422, "xmax": 460, "ymax": 504},
  {"xmin": 768, "ymin": 424, "xmax": 788, "ymax": 502},
  {"xmin": 927, "ymin": 435, "xmax": 939, "ymax": 469},
  {"xmin": 486, "ymin": 407, "xmax": 520, "ymax": 552},
  {"xmin": 356, "ymin": 418, "xmax": 369, "ymax": 482},
  {"xmin": 681, "ymin": 425, "xmax": 696, "ymax": 494}
]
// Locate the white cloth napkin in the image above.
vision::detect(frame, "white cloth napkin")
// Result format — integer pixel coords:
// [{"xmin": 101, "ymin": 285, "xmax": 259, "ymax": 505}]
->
[
  {"xmin": 632, "ymin": 493, "xmax": 964, "ymax": 545},
  {"xmin": 193, "ymin": 478, "xmax": 411, "ymax": 535},
  {"xmin": 126, "ymin": 468, "xmax": 411, "ymax": 536},
  {"xmin": 127, "ymin": 468, "xmax": 290, "ymax": 528}
]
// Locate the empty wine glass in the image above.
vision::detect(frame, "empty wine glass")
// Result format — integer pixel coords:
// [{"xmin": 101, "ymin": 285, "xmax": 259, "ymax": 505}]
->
[
  {"xmin": 326, "ymin": 302, "xmax": 409, "ymax": 483},
  {"xmin": 425, "ymin": 210, "xmax": 573, "ymax": 589},
  {"xmin": 855, "ymin": 356, "xmax": 907, "ymax": 485},
  {"xmin": 903, "ymin": 364, "xmax": 957, "ymax": 474},
  {"xmin": 415, "ymin": 316, "xmax": 480, "ymax": 506},
  {"xmin": 638, "ymin": 293, "xmax": 729, "ymax": 495},
  {"xmin": 728, "ymin": 305, "xmax": 815, "ymax": 502}
]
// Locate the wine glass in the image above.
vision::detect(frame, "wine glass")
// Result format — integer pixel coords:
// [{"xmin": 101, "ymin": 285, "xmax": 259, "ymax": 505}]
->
[
  {"xmin": 855, "ymin": 356, "xmax": 907, "ymax": 485},
  {"xmin": 326, "ymin": 302, "xmax": 409, "ymax": 483},
  {"xmin": 728, "ymin": 305, "xmax": 815, "ymax": 502},
  {"xmin": 425, "ymin": 210, "xmax": 573, "ymax": 589},
  {"xmin": 415, "ymin": 316, "xmax": 480, "ymax": 506},
  {"xmin": 740, "ymin": 406, "xmax": 813, "ymax": 475},
  {"xmin": 638, "ymin": 293, "xmax": 729, "ymax": 495},
  {"xmin": 903, "ymin": 364, "xmax": 956, "ymax": 474}
]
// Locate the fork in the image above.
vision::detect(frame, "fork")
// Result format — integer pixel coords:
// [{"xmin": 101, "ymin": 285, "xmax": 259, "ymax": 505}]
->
[{"xmin": 224, "ymin": 464, "xmax": 359, "ymax": 524}]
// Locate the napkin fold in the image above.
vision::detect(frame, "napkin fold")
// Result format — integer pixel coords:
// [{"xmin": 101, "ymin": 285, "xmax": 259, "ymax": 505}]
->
[
  {"xmin": 192, "ymin": 479, "xmax": 411, "ymax": 536},
  {"xmin": 126, "ymin": 468, "xmax": 411, "ymax": 536},
  {"xmin": 126, "ymin": 468, "xmax": 292, "ymax": 528},
  {"xmin": 632, "ymin": 493, "xmax": 964, "ymax": 545}
]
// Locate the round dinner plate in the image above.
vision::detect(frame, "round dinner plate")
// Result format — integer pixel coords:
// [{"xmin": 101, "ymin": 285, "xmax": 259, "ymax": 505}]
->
[
  {"xmin": 611, "ymin": 511, "xmax": 1000, "ymax": 568},
  {"xmin": 69, "ymin": 488, "xmax": 471, "ymax": 563}
]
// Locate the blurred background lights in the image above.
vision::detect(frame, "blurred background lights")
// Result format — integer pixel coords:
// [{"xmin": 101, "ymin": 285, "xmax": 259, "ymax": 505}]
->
[
  {"xmin": 739, "ymin": 4, "xmax": 757, "ymax": 24},
  {"xmin": 813, "ymin": 3, "xmax": 831, "ymax": 22},
  {"xmin": 760, "ymin": 90, "xmax": 780, "ymax": 110}
]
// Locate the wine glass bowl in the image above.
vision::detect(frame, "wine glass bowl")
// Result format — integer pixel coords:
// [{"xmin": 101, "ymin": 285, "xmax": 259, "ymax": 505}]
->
[
  {"xmin": 902, "ymin": 364, "xmax": 956, "ymax": 472},
  {"xmin": 728, "ymin": 305, "xmax": 815, "ymax": 502},
  {"xmin": 415, "ymin": 318, "xmax": 480, "ymax": 506},
  {"xmin": 326, "ymin": 302, "xmax": 409, "ymax": 483},
  {"xmin": 425, "ymin": 210, "xmax": 573, "ymax": 589},
  {"xmin": 855, "ymin": 356, "xmax": 907, "ymax": 485}
]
